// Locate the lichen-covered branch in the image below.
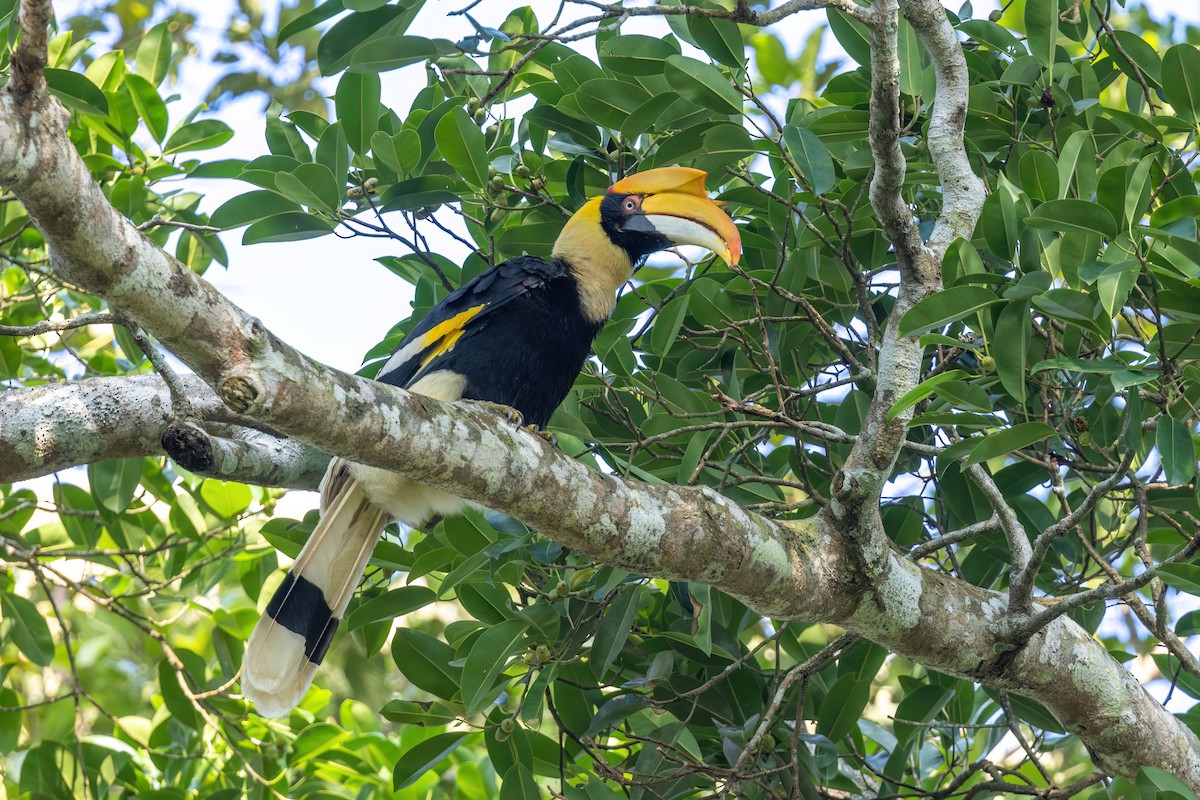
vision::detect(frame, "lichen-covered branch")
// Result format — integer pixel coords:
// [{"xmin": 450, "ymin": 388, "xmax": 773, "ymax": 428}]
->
[
  {"xmin": 0, "ymin": 376, "xmax": 327, "ymax": 488},
  {"xmin": 899, "ymin": 0, "xmax": 986, "ymax": 256}
]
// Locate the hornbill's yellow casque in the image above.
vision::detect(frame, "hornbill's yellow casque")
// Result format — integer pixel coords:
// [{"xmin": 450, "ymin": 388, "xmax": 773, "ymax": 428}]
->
[{"xmin": 241, "ymin": 166, "xmax": 741, "ymax": 718}]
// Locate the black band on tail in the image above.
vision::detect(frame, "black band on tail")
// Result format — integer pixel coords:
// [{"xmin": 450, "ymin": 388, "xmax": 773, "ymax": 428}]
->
[{"xmin": 264, "ymin": 573, "xmax": 339, "ymax": 664}]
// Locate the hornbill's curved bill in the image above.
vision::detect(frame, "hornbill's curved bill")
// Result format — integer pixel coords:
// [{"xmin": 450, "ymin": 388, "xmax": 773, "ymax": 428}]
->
[{"xmin": 241, "ymin": 166, "xmax": 741, "ymax": 718}]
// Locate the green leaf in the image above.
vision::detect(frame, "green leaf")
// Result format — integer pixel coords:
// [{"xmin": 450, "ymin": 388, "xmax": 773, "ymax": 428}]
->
[
  {"xmin": 124, "ymin": 73, "xmax": 168, "ymax": 143},
  {"xmin": 314, "ymin": 122, "xmax": 349, "ymax": 194},
  {"xmin": 163, "ymin": 120, "xmax": 234, "ymax": 154},
  {"xmin": 525, "ymin": 105, "xmax": 601, "ymax": 148},
  {"xmin": 1102, "ymin": 30, "xmax": 1163, "ymax": 89},
  {"xmin": 136, "ymin": 22, "xmax": 172, "ymax": 87},
  {"xmin": 243, "ymin": 213, "xmax": 334, "ymax": 244},
  {"xmin": 933, "ymin": 381, "xmax": 993, "ymax": 413},
  {"xmin": 84, "ymin": 50, "xmax": 125, "ymax": 92},
  {"xmin": 816, "ymin": 674, "xmax": 870, "ymax": 741},
  {"xmin": 379, "ymin": 699, "xmax": 458, "ymax": 726},
  {"xmin": 897, "ymin": 286, "xmax": 1001, "ymax": 338},
  {"xmin": 276, "ymin": 163, "xmax": 341, "ymax": 213},
  {"xmin": 88, "ymin": 459, "xmax": 142, "ymax": 513},
  {"xmin": 435, "ymin": 107, "xmax": 488, "ymax": 189},
  {"xmin": 348, "ymin": 35, "xmax": 454, "ymax": 73},
  {"xmin": 44, "ymin": 68, "xmax": 108, "ymax": 116},
  {"xmin": 598, "ymin": 34, "xmax": 680, "ymax": 75},
  {"xmin": 826, "ymin": 7, "xmax": 871, "ymax": 66},
  {"xmin": 0, "ymin": 337, "xmax": 22, "ymax": 379},
  {"xmin": 317, "ymin": 6, "xmax": 406, "ymax": 75},
  {"xmin": 377, "ymin": 176, "xmax": 460, "ymax": 213},
  {"xmin": 200, "ymin": 480, "xmax": 252, "ymax": 518},
  {"xmin": 1024, "ymin": 0, "xmax": 1056, "ymax": 68},
  {"xmin": 963, "ymin": 422, "xmax": 1057, "ymax": 467},
  {"xmin": 462, "ymin": 618, "xmax": 529, "ymax": 714},
  {"xmin": 664, "ymin": 55, "xmax": 742, "ymax": 115},
  {"xmin": 500, "ymin": 763, "xmax": 541, "ymax": 800},
  {"xmin": 589, "ymin": 586, "xmax": 642, "ymax": 680},
  {"xmin": 649, "ymin": 295, "xmax": 690, "ymax": 356},
  {"xmin": 1136, "ymin": 766, "xmax": 1200, "ymax": 800},
  {"xmin": 1025, "ymin": 199, "xmax": 1116, "ymax": 238},
  {"xmin": 782, "ymin": 125, "xmax": 836, "ymax": 195},
  {"xmin": 0, "ymin": 687, "xmax": 20, "ymax": 753},
  {"xmin": 1055, "ymin": 130, "xmax": 1095, "ymax": 201},
  {"xmin": 1018, "ymin": 150, "xmax": 1059, "ymax": 202},
  {"xmin": 211, "ymin": 190, "xmax": 301, "ymax": 229},
  {"xmin": 1159, "ymin": 564, "xmax": 1200, "ymax": 597},
  {"xmin": 1162, "ymin": 44, "xmax": 1200, "ymax": 125},
  {"xmin": 346, "ymin": 586, "xmax": 436, "ymax": 631},
  {"xmin": 457, "ymin": 583, "xmax": 513, "ymax": 626},
  {"xmin": 752, "ymin": 31, "xmax": 789, "ymax": 85},
  {"xmin": 896, "ymin": 17, "xmax": 922, "ymax": 97},
  {"xmin": 391, "ymin": 629, "xmax": 463, "ymax": 700},
  {"xmin": 957, "ymin": 20, "xmax": 1024, "ymax": 56},
  {"xmin": 893, "ymin": 685, "xmax": 954, "ymax": 747},
  {"xmin": 983, "ymin": 688, "xmax": 1065, "ymax": 733},
  {"xmin": 584, "ymin": 694, "xmax": 650, "ymax": 737},
  {"xmin": 335, "ymin": 70, "xmax": 381, "ymax": 156},
  {"xmin": 687, "ymin": 14, "xmax": 743, "ymax": 69},
  {"xmin": 1150, "ymin": 197, "xmax": 1200, "ymax": 230},
  {"xmin": 278, "ymin": 0, "xmax": 345, "ymax": 46},
  {"xmin": 1156, "ymin": 415, "xmax": 1196, "ymax": 487},
  {"xmin": 1031, "ymin": 288, "xmax": 1100, "ymax": 329},
  {"xmin": 994, "ymin": 300, "xmax": 1029, "ymax": 403},
  {"xmin": 1095, "ymin": 261, "xmax": 1139, "ymax": 319},
  {"xmin": 371, "ymin": 128, "xmax": 421, "ymax": 177},
  {"xmin": 1, "ymin": 592, "xmax": 54, "ymax": 666},
  {"xmin": 889, "ymin": 370, "xmax": 970, "ymax": 423},
  {"xmin": 392, "ymin": 732, "xmax": 469, "ymax": 790},
  {"xmin": 574, "ymin": 79, "xmax": 652, "ymax": 130}
]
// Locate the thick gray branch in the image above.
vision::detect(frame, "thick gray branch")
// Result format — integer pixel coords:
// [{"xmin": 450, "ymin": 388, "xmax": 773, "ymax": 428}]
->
[
  {"xmin": 899, "ymin": 0, "xmax": 985, "ymax": 256},
  {"xmin": 0, "ymin": 376, "xmax": 327, "ymax": 489}
]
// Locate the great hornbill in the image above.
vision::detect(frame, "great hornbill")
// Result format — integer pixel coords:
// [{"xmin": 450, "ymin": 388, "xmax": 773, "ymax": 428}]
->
[{"xmin": 241, "ymin": 166, "xmax": 741, "ymax": 718}]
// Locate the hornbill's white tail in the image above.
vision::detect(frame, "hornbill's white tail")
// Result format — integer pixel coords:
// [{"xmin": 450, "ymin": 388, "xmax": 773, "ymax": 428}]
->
[
  {"xmin": 241, "ymin": 367, "xmax": 470, "ymax": 717},
  {"xmin": 240, "ymin": 463, "xmax": 388, "ymax": 717}
]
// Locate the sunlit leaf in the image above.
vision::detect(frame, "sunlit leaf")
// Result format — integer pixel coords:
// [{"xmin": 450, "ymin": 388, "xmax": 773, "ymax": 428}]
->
[{"xmin": 963, "ymin": 422, "xmax": 1057, "ymax": 467}]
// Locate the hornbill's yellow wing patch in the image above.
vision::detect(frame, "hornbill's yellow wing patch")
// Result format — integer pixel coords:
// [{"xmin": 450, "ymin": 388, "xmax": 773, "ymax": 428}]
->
[
  {"xmin": 374, "ymin": 256, "xmax": 563, "ymax": 391},
  {"xmin": 416, "ymin": 304, "xmax": 486, "ymax": 368}
]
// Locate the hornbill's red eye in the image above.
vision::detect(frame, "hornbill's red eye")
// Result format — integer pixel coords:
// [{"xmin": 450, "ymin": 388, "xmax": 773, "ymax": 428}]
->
[{"xmin": 622, "ymin": 196, "xmax": 640, "ymax": 213}]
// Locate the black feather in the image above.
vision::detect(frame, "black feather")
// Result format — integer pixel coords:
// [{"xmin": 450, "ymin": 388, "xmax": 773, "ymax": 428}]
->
[{"xmin": 376, "ymin": 255, "xmax": 602, "ymax": 427}]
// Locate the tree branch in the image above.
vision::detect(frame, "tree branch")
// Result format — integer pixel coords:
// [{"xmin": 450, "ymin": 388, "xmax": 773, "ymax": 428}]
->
[
  {"xmin": 1009, "ymin": 450, "xmax": 1135, "ymax": 617},
  {"xmin": 10, "ymin": 0, "xmax": 52, "ymax": 103},
  {"xmin": 0, "ymin": 376, "xmax": 327, "ymax": 488}
]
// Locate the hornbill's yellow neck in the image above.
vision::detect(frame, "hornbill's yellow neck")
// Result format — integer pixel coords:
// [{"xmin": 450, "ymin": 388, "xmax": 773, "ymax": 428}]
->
[
  {"xmin": 552, "ymin": 196, "xmax": 631, "ymax": 323},
  {"xmin": 551, "ymin": 167, "xmax": 742, "ymax": 324}
]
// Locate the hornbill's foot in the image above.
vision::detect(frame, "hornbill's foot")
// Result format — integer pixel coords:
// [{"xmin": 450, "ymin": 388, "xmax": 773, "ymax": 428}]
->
[
  {"xmin": 475, "ymin": 401, "xmax": 525, "ymax": 427},
  {"xmin": 523, "ymin": 424, "xmax": 558, "ymax": 446}
]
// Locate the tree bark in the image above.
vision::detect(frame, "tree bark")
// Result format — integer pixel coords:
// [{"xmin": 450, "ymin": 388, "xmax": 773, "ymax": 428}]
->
[{"xmin": 0, "ymin": 375, "xmax": 326, "ymax": 487}]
